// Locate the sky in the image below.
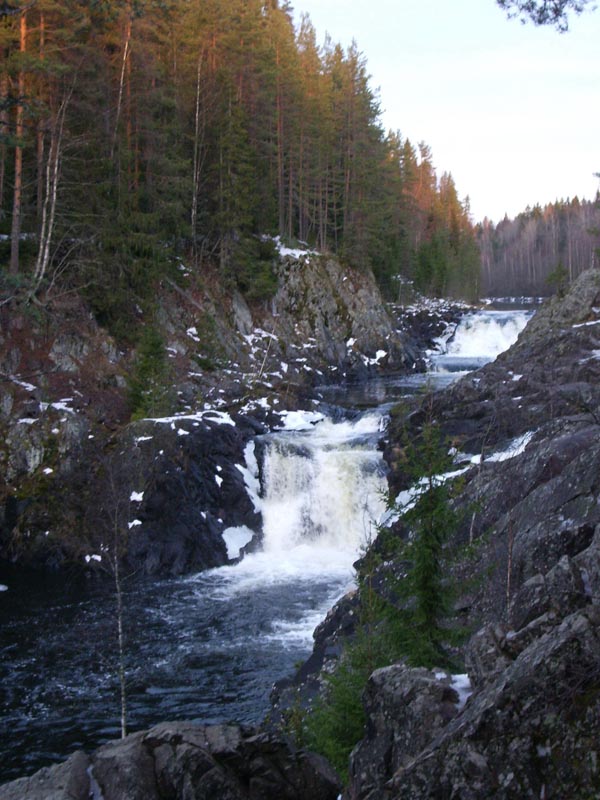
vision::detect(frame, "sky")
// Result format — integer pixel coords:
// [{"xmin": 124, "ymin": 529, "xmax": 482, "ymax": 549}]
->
[{"xmin": 292, "ymin": 0, "xmax": 600, "ymax": 224}]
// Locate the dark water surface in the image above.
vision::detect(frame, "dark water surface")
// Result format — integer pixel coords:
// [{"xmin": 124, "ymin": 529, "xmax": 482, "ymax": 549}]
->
[
  {"xmin": 0, "ymin": 307, "xmax": 532, "ymax": 784},
  {"xmin": 0, "ymin": 564, "xmax": 345, "ymax": 782}
]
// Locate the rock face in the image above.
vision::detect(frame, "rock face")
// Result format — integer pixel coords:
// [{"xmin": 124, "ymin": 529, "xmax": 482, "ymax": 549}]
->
[
  {"xmin": 0, "ymin": 722, "xmax": 341, "ymax": 800},
  {"xmin": 0, "ymin": 408, "xmax": 265, "ymax": 577},
  {"xmin": 270, "ymin": 254, "xmax": 415, "ymax": 374},
  {"xmin": 344, "ymin": 270, "xmax": 600, "ymax": 799},
  {"xmin": 0, "ymin": 248, "xmax": 415, "ymax": 576},
  {"xmin": 348, "ymin": 665, "xmax": 464, "ymax": 800},
  {"xmin": 116, "ymin": 414, "xmax": 264, "ymax": 577}
]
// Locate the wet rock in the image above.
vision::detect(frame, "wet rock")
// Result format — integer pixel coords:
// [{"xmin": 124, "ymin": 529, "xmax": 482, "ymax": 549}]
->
[
  {"xmin": 232, "ymin": 289, "xmax": 254, "ymax": 336},
  {"xmin": 110, "ymin": 416, "xmax": 263, "ymax": 577},
  {"xmin": 272, "ymin": 254, "xmax": 412, "ymax": 376},
  {"xmin": 310, "ymin": 272, "xmax": 600, "ymax": 799}
]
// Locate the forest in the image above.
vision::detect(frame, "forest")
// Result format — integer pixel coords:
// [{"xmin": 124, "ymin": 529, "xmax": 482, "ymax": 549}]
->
[
  {"xmin": 478, "ymin": 197, "xmax": 600, "ymax": 296},
  {"xmin": 0, "ymin": 0, "xmax": 480, "ymax": 337}
]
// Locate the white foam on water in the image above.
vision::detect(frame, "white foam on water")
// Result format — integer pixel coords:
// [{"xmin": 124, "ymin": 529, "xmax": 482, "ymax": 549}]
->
[
  {"xmin": 192, "ymin": 412, "xmax": 388, "ymax": 642},
  {"xmin": 434, "ymin": 309, "xmax": 532, "ymax": 363}
]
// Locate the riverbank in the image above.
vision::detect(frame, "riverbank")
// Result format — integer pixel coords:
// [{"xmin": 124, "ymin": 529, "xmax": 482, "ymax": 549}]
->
[{"xmin": 0, "ymin": 288, "xmax": 534, "ymax": 791}]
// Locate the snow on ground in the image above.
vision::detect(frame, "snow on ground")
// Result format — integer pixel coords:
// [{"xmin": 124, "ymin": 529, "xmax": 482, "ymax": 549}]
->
[
  {"xmin": 40, "ymin": 399, "xmax": 75, "ymax": 414},
  {"xmin": 222, "ymin": 526, "xmax": 255, "ymax": 560},
  {"xmin": 385, "ymin": 430, "xmax": 537, "ymax": 528},
  {"xmin": 271, "ymin": 235, "xmax": 317, "ymax": 259},
  {"xmin": 450, "ymin": 674, "xmax": 473, "ymax": 709},
  {"xmin": 236, "ymin": 442, "xmax": 262, "ymax": 513},
  {"xmin": 10, "ymin": 376, "xmax": 37, "ymax": 392},
  {"xmin": 361, "ymin": 349, "xmax": 387, "ymax": 366},
  {"xmin": 456, "ymin": 431, "xmax": 536, "ymax": 467},
  {"xmin": 274, "ymin": 409, "xmax": 325, "ymax": 431},
  {"xmin": 147, "ymin": 410, "xmax": 236, "ymax": 427},
  {"xmin": 434, "ymin": 672, "xmax": 473, "ymax": 710},
  {"xmin": 573, "ymin": 319, "xmax": 600, "ymax": 328},
  {"xmin": 580, "ymin": 349, "xmax": 600, "ymax": 363},
  {"xmin": 485, "ymin": 431, "xmax": 536, "ymax": 462}
]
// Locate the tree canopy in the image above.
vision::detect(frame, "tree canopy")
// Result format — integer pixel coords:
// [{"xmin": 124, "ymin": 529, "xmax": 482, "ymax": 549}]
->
[
  {"xmin": 496, "ymin": 0, "xmax": 594, "ymax": 30},
  {"xmin": 0, "ymin": 0, "xmax": 480, "ymax": 328}
]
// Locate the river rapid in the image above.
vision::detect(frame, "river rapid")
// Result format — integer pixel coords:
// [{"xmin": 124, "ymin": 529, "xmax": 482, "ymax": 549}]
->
[{"xmin": 0, "ymin": 305, "xmax": 532, "ymax": 783}]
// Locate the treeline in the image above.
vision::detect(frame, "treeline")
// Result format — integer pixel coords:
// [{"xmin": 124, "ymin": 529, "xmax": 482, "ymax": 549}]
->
[
  {"xmin": 1, "ymin": 0, "xmax": 479, "ymax": 333},
  {"xmin": 478, "ymin": 197, "xmax": 600, "ymax": 296}
]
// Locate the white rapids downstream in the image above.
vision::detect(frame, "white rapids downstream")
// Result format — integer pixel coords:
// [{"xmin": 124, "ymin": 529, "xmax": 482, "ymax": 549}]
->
[{"xmin": 0, "ymin": 305, "xmax": 532, "ymax": 782}]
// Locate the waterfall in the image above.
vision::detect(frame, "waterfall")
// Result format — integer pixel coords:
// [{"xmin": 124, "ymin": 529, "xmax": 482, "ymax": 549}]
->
[
  {"xmin": 214, "ymin": 413, "xmax": 388, "ymax": 599},
  {"xmin": 431, "ymin": 308, "xmax": 532, "ymax": 374},
  {"xmin": 261, "ymin": 416, "xmax": 386, "ymax": 555}
]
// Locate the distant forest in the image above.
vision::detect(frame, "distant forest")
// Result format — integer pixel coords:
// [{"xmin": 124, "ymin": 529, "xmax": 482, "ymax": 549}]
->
[
  {"xmin": 0, "ymin": 0, "xmax": 480, "ymax": 332},
  {"xmin": 479, "ymin": 198, "xmax": 600, "ymax": 296}
]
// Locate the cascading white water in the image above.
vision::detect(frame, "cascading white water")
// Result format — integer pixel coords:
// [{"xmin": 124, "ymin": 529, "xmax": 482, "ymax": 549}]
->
[
  {"xmin": 209, "ymin": 413, "xmax": 388, "ymax": 639},
  {"xmin": 431, "ymin": 308, "xmax": 533, "ymax": 374},
  {"xmin": 261, "ymin": 417, "xmax": 385, "ymax": 555},
  {"xmin": 444, "ymin": 310, "xmax": 531, "ymax": 358}
]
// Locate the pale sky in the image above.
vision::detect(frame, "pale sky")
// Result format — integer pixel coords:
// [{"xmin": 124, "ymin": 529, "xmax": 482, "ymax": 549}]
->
[{"xmin": 292, "ymin": 0, "xmax": 600, "ymax": 224}]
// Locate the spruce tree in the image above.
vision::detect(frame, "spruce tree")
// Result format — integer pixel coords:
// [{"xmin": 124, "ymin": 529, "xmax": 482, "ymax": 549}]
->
[{"xmin": 384, "ymin": 417, "xmax": 463, "ymax": 669}]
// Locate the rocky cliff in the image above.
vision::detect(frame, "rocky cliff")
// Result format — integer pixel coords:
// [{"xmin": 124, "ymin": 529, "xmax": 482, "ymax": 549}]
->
[
  {"xmin": 0, "ymin": 247, "xmax": 413, "ymax": 576},
  {"xmin": 4, "ymin": 274, "xmax": 600, "ymax": 798},
  {"xmin": 345, "ymin": 269, "xmax": 600, "ymax": 798}
]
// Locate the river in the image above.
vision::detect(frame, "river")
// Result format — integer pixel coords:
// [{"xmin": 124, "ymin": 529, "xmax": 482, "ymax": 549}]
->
[{"xmin": 0, "ymin": 305, "xmax": 532, "ymax": 783}]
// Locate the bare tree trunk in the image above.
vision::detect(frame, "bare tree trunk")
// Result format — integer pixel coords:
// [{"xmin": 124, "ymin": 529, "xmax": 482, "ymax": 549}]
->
[
  {"xmin": 32, "ymin": 89, "xmax": 69, "ymax": 293},
  {"xmin": 10, "ymin": 10, "xmax": 27, "ymax": 275},
  {"xmin": 288, "ymin": 150, "xmax": 293, "ymax": 242},
  {"xmin": 111, "ymin": 11, "xmax": 132, "ymax": 163},
  {"xmin": 36, "ymin": 10, "xmax": 45, "ymax": 223},
  {"xmin": 114, "ymin": 545, "xmax": 127, "ymax": 739},
  {"xmin": 105, "ymin": 464, "xmax": 130, "ymax": 740},
  {"xmin": 191, "ymin": 52, "xmax": 205, "ymax": 259},
  {"xmin": 0, "ymin": 72, "xmax": 9, "ymax": 218},
  {"xmin": 276, "ymin": 46, "xmax": 285, "ymax": 236},
  {"xmin": 125, "ymin": 33, "xmax": 132, "ymax": 191}
]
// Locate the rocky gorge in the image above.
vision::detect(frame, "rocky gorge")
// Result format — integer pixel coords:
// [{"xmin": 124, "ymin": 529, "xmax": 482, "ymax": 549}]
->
[
  {"xmin": 0, "ymin": 245, "xmax": 418, "ymax": 577},
  {"xmin": 3, "ymin": 256, "xmax": 600, "ymax": 798}
]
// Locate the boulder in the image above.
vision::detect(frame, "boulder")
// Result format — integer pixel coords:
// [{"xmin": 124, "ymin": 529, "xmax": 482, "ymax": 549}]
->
[
  {"xmin": 347, "ymin": 665, "xmax": 463, "ymax": 800},
  {"xmin": 0, "ymin": 723, "xmax": 342, "ymax": 800}
]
